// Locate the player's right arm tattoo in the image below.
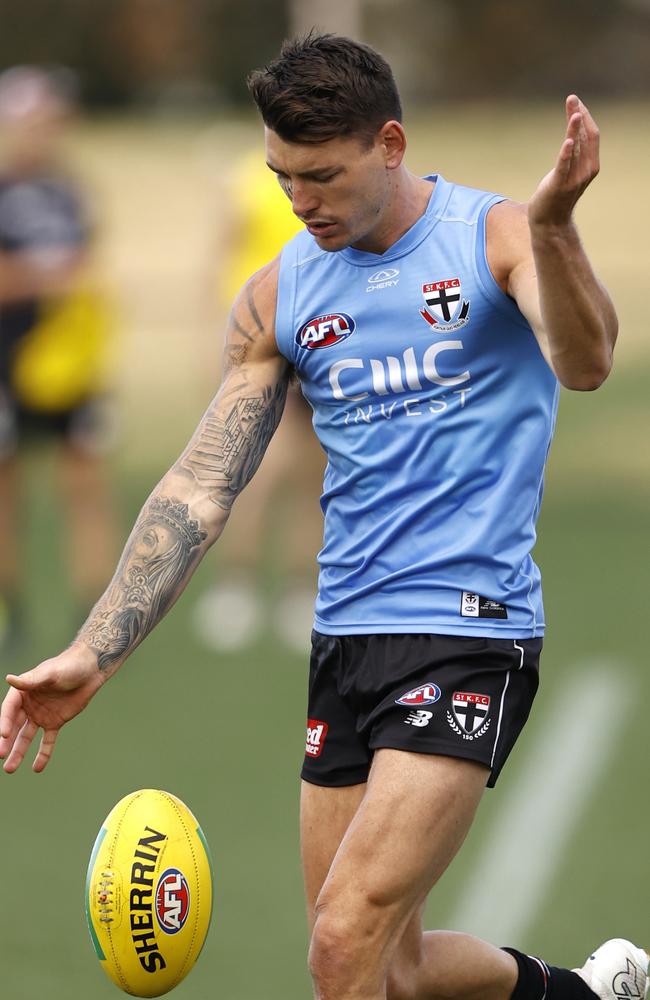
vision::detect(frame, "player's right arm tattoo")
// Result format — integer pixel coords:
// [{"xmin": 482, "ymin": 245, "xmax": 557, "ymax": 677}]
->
[
  {"xmin": 180, "ymin": 277, "xmax": 289, "ymax": 509},
  {"xmin": 180, "ymin": 378, "xmax": 287, "ymax": 509},
  {"xmin": 77, "ymin": 269, "xmax": 286, "ymax": 671},
  {"xmin": 78, "ymin": 496, "xmax": 208, "ymax": 671}
]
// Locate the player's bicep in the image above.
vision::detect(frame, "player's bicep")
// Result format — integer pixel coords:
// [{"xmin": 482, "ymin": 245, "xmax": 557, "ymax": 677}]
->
[
  {"xmin": 178, "ymin": 258, "xmax": 290, "ymax": 510},
  {"xmin": 508, "ymin": 260, "xmax": 553, "ymax": 367},
  {"xmin": 487, "ymin": 200, "xmax": 553, "ymax": 369},
  {"xmin": 179, "ymin": 360, "xmax": 289, "ymax": 510}
]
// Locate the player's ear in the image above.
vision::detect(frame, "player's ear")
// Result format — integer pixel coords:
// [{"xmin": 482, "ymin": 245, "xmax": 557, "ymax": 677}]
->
[{"xmin": 377, "ymin": 121, "xmax": 406, "ymax": 170}]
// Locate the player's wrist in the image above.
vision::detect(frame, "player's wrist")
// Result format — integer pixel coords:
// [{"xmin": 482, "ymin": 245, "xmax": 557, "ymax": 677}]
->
[
  {"xmin": 67, "ymin": 638, "xmax": 111, "ymax": 678},
  {"xmin": 527, "ymin": 208, "xmax": 578, "ymax": 240}
]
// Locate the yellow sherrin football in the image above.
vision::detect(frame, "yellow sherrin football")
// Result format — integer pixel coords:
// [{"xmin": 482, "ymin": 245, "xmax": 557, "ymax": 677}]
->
[{"xmin": 86, "ymin": 789, "xmax": 213, "ymax": 997}]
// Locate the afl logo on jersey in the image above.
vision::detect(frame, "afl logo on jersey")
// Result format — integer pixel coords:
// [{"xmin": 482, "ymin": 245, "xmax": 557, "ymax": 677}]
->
[{"xmin": 296, "ymin": 312, "xmax": 356, "ymax": 350}]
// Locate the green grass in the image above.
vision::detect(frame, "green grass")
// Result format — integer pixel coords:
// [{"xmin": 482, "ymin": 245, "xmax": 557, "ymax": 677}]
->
[{"xmin": 1, "ymin": 108, "xmax": 649, "ymax": 998}]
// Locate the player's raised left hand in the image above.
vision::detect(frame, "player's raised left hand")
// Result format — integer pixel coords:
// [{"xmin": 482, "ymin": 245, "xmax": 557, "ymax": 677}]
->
[{"xmin": 528, "ymin": 95, "xmax": 600, "ymax": 229}]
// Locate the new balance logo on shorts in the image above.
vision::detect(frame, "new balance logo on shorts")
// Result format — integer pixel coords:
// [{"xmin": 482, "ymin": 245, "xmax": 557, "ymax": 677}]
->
[
  {"xmin": 305, "ymin": 719, "xmax": 329, "ymax": 758},
  {"xmin": 404, "ymin": 710, "xmax": 433, "ymax": 728}
]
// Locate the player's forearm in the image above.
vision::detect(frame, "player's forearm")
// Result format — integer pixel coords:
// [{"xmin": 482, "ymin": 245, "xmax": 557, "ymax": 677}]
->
[
  {"xmin": 75, "ymin": 474, "xmax": 221, "ymax": 676},
  {"xmin": 75, "ymin": 360, "xmax": 288, "ymax": 676},
  {"xmin": 529, "ymin": 220, "xmax": 617, "ymax": 390}
]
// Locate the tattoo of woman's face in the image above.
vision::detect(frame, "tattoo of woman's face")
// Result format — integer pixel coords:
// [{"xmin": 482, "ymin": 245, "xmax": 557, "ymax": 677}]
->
[{"xmin": 80, "ymin": 497, "xmax": 207, "ymax": 670}]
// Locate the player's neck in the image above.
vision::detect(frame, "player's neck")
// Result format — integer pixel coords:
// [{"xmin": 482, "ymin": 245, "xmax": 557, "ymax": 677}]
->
[{"xmin": 351, "ymin": 171, "xmax": 435, "ymax": 256}]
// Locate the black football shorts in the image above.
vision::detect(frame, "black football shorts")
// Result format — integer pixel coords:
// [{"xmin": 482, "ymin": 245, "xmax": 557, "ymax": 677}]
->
[{"xmin": 302, "ymin": 631, "xmax": 542, "ymax": 789}]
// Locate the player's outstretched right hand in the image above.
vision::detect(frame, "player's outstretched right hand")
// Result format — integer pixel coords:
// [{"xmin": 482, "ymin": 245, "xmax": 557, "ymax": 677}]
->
[{"xmin": 0, "ymin": 643, "xmax": 103, "ymax": 774}]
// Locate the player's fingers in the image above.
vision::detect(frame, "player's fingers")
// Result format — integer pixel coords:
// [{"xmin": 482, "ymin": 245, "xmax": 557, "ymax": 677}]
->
[
  {"xmin": 577, "ymin": 98, "xmax": 600, "ymax": 173},
  {"xmin": 576, "ymin": 97, "xmax": 599, "ymax": 137},
  {"xmin": 3, "ymin": 718, "xmax": 39, "ymax": 774},
  {"xmin": 6, "ymin": 670, "xmax": 44, "ymax": 692},
  {"xmin": 566, "ymin": 112, "xmax": 582, "ymax": 161},
  {"xmin": 0, "ymin": 705, "xmax": 26, "ymax": 759},
  {"xmin": 0, "ymin": 684, "xmax": 22, "ymax": 734},
  {"xmin": 0, "ymin": 686, "xmax": 26, "ymax": 749},
  {"xmin": 32, "ymin": 729, "xmax": 59, "ymax": 773},
  {"xmin": 555, "ymin": 137, "xmax": 575, "ymax": 178},
  {"xmin": 565, "ymin": 94, "xmax": 580, "ymax": 121}
]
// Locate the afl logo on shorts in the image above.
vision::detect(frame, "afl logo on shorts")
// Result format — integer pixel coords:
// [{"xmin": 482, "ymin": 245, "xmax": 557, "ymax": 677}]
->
[
  {"xmin": 296, "ymin": 312, "xmax": 355, "ymax": 350},
  {"xmin": 155, "ymin": 867, "xmax": 190, "ymax": 934},
  {"xmin": 395, "ymin": 683, "xmax": 442, "ymax": 707}
]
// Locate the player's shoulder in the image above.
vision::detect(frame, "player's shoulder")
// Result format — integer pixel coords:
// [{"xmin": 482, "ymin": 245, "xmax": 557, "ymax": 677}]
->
[
  {"xmin": 432, "ymin": 174, "xmax": 504, "ymax": 225},
  {"xmin": 240, "ymin": 254, "xmax": 280, "ymax": 303},
  {"xmin": 485, "ymin": 200, "xmax": 532, "ymax": 289},
  {"xmin": 227, "ymin": 256, "xmax": 281, "ymax": 358}
]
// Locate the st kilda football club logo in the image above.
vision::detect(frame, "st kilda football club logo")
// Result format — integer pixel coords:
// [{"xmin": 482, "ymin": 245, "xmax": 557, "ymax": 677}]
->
[
  {"xmin": 446, "ymin": 692, "xmax": 491, "ymax": 741},
  {"xmin": 420, "ymin": 278, "xmax": 470, "ymax": 332}
]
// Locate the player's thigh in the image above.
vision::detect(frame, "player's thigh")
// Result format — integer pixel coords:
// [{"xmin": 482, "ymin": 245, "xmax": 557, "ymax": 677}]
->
[
  {"xmin": 301, "ymin": 778, "xmax": 366, "ymax": 931},
  {"xmin": 314, "ymin": 749, "xmax": 489, "ymax": 945}
]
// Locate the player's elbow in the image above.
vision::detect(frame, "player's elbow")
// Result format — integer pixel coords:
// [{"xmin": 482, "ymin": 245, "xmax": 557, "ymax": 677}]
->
[
  {"xmin": 557, "ymin": 342, "xmax": 614, "ymax": 391},
  {"xmin": 560, "ymin": 358, "xmax": 612, "ymax": 391}
]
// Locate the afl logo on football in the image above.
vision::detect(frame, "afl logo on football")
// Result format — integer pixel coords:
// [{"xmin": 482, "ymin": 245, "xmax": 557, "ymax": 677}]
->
[
  {"xmin": 296, "ymin": 312, "xmax": 355, "ymax": 350},
  {"xmin": 155, "ymin": 867, "xmax": 190, "ymax": 934},
  {"xmin": 395, "ymin": 683, "xmax": 442, "ymax": 707}
]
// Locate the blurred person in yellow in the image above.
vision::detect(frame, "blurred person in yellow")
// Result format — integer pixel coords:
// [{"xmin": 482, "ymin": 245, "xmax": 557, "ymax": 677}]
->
[
  {"xmin": 0, "ymin": 66, "xmax": 117, "ymax": 652},
  {"xmin": 193, "ymin": 148, "xmax": 325, "ymax": 653}
]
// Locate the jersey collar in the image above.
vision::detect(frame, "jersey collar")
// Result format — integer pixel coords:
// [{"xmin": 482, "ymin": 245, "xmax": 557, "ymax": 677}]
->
[{"xmin": 339, "ymin": 174, "xmax": 451, "ymax": 266}]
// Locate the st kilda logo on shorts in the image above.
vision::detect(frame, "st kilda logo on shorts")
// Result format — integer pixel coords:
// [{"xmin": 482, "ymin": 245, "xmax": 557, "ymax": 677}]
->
[
  {"xmin": 155, "ymin": 868, "xmax": 190, "ymax": 934},
  {"xmin": 447, "ymin": 692, "xmax": 491, "ymax": 741},
  {"xmin": 296, "ymin": 312, "xmax": 356, "ymax": 350},
  {"xmin": 305, "ymin": 718, "xmax": 329, "ymax": 758},
  {"xmin": 395, "ymin": 683, "xmax": 442, "ymax": 707},
  {"xmin": 420, "ymin": 278, "xmax": 470, "ymax": 332}
]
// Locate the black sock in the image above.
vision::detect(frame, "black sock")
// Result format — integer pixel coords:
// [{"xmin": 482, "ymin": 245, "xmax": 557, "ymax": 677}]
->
[{"xmin": 504, "ymin": 948, "xmax": 599, "ymax": 999}]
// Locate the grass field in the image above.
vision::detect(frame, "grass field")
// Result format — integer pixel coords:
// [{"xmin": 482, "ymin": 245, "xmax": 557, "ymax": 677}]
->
[{"xmin": 1, "ymin": 107, "xmax": 648, "ymax": 999}]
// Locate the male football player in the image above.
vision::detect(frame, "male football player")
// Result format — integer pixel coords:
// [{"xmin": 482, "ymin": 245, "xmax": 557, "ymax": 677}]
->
[{"xmin": 1, "ymin": 34, "xmax": 647, "ymax": 1000}]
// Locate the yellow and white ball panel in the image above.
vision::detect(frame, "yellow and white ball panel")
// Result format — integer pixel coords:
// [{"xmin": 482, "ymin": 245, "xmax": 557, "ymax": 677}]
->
[{"xmin": 86, "ymin": 789, "xmax": 213, "ymax": 998}]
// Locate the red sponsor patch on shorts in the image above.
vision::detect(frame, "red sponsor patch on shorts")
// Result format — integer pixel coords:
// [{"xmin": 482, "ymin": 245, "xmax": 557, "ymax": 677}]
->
[{"xmin": 305, "ymin": 719, "xmax": 329, "ymax": 758}]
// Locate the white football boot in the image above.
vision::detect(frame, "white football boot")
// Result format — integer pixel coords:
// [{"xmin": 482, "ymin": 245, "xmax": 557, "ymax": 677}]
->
[{"xmin": 574, "ymin": 938, "xmax": 649, "ymax": 999}]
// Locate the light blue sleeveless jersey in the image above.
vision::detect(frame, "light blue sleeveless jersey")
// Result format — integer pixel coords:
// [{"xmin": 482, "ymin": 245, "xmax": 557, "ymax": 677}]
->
[{"xmin": 275, "ymin": 175, "xmax": 559, "ymax": 638}]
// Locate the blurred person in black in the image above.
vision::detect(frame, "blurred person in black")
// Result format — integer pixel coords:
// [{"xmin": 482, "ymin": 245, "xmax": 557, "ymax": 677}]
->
[{"xmin": 0, "ymin": 66, "xmax": 117, "ymax": 651}]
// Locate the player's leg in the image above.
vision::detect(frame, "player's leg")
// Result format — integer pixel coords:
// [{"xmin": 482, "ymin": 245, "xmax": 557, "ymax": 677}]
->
[
  {"xmin": 306, "ymin": 748, "xmax": 519, "ymax": 1000},
  {"xmin": 301, "ymin": 750, "xmax": 650, "ymax": 1000},
  {"xmin": 301, "ymin": 777, "xmax": 514, "ymax": 1000},
  {"xmin": 301, "ymin": 779, "xmax": 367, "ymax": 933}
]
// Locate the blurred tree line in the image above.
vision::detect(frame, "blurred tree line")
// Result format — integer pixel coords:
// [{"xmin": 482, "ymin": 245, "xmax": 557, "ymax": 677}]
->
[{"xmin": 0, "ymin": 0, "xmax": 649, "ymax": 108}]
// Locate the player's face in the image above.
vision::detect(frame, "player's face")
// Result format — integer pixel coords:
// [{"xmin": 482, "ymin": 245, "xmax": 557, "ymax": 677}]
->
[{"xmin": 265, "ymin": 125, "xmax": 403, "ymax": 253}]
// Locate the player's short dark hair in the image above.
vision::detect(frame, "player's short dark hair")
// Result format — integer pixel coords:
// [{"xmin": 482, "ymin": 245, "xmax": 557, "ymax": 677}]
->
[{"xmin": 247, "ymin": 32, "xmax": 402, "ymax": 145}]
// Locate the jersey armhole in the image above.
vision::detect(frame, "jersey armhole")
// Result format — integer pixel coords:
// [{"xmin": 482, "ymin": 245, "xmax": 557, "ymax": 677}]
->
[
  {"xmin": 474, "ymin": 196, "xmax": 532, "ymax": 331},
  {"xmin": 274, "ymin": 239, "xmax": 299, "ymax": 365}
]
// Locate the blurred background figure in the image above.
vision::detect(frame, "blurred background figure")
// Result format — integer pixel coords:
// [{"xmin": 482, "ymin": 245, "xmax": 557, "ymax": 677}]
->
[
  {"xmin": 0, "ymin": 65, "xmax": 117, "ymax": 653},
  {"xmin": 192, "ymin": 149, "xmax": 325, "ymax": 654}
]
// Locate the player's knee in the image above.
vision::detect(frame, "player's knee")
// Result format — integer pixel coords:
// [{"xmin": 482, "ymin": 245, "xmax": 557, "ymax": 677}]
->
[{"xmin": 308, "ymin": 911, "xmax": 360, "ymax": 988}]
